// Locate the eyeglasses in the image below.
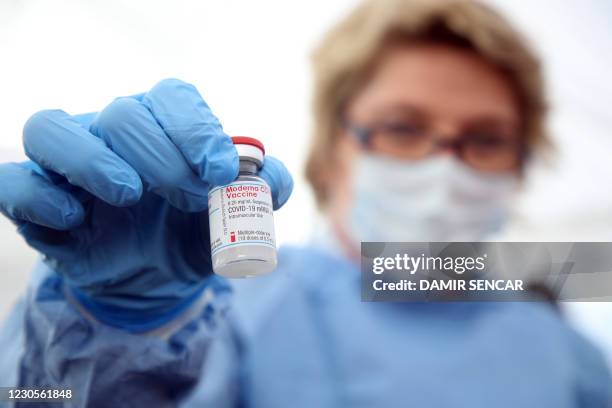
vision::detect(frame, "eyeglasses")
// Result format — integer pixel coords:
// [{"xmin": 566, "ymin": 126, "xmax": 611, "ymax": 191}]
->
[{"xmin": 343, "ymin": 119, "xmax": 524, "ymax": 173}]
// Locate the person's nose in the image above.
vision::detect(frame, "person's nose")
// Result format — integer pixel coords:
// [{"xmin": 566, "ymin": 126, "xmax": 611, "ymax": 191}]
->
[{"xmin": 431, "ymin": 123, "xmax": 461, "ymax": 156}]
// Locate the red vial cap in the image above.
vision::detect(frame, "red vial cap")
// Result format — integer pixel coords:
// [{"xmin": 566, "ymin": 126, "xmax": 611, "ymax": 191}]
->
[{"xmin": 231, "ymin": 136, "xmax": 265, "ymax": 155}]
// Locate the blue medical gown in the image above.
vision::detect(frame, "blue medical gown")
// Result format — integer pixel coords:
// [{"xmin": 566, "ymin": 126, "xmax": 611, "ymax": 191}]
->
[{"xmin": 1, "ymin": 245, "xmax": 611, "ymax": 407}]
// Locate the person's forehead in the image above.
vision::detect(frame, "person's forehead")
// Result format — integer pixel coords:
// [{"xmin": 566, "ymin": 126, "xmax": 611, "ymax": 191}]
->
[{"xmin": 351, "ymin": 43, "xmax": 520, "ymax": 123}]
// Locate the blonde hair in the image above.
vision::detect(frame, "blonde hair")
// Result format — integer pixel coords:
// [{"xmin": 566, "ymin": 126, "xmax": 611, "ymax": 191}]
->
[{"xmin": 305, "ymin": 0, "xmax": 548, "ymax": 207}]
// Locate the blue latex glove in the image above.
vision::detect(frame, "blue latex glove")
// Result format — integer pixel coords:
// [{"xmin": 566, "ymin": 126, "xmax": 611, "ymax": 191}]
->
[{"xmin": 0, "ymin": 78, "xmax": 293, "ymax": 332}]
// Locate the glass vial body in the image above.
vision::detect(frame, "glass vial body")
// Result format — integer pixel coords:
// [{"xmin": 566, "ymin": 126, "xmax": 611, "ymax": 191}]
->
[{"xmin": 208, "ymin": 141, "xmax": 277, "ymax": 278}]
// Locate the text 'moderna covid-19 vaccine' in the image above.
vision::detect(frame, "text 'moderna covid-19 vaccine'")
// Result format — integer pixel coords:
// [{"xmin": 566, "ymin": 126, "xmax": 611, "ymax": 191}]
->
[{"xmin": 208, "ymin": 136, "xmax": 277, "ymax": 278}]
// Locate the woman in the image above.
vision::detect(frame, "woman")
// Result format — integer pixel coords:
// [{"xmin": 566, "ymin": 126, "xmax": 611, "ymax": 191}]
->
[{"xmin": 0, "ymin": 0, "xmax": 609, "ymax": 406}]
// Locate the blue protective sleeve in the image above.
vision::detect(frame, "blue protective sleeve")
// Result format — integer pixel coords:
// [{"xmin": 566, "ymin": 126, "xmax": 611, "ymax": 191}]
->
[
  {"xmin": 10, "ymin": 263, "xmax": 242, "ymax": 408},
  {"xmin": 0, "ymin": 300, "xmax": 24, "ymax": 398},
  {"xmin": 569, "ymin": 327, "xmax": 612, "ymax": 407}
]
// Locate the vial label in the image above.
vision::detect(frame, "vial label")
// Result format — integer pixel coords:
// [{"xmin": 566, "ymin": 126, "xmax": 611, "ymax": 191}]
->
[{"xmin": 208, "ymin": 180, "xmax": 276, "ymax": 257}]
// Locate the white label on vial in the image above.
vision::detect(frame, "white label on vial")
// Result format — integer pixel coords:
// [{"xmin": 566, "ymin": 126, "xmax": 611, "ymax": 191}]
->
[{"xmin": 208, "ymin": 180, "xmax": 276, "ymax": 256}]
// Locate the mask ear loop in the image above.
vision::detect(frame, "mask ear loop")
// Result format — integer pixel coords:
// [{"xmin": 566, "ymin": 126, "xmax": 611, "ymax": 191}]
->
[{"xmin": 331, "ymin": 117, "xmax": 373, "ymax": 261}]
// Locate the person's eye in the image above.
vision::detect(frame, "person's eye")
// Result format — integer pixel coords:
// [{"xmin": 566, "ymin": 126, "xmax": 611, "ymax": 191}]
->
[
  {"xmin": 381, "ymin": 121, "xmax": 425, "ymax": 138},
  {"xmin": 467, "ymin": 133, "xmax": 511, "ymax": 149}
]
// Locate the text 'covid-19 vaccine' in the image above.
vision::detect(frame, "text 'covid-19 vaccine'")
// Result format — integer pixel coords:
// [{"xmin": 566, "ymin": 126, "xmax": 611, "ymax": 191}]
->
[{"xmin": 208, "ymin": 137, "xmax": 277, "ymax": 278}]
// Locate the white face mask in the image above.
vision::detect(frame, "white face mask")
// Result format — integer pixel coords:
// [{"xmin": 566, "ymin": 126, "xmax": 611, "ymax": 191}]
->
[{"xmin": 347, "ymin": 154, "xmax": 519, "ymax": 243}]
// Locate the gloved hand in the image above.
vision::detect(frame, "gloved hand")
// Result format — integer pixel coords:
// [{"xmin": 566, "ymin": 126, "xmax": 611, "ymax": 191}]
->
[{"xmin": 0, "ymin": 79, "xmax": 293, "ymax": 332}]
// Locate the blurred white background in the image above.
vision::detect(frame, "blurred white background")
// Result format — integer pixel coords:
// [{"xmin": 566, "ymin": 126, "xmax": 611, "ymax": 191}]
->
[{"xmin": 0, "ymin": 0, "xmax": 611, "ymax": 364}]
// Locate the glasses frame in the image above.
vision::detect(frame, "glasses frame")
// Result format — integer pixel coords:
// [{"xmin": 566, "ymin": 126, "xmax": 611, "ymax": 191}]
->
[{"xmin": 341, "ymin": 118, "xmax": 527, "ymax": 172}]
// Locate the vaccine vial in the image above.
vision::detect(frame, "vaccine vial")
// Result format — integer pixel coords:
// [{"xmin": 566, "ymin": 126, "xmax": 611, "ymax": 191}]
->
[{"xmin": 208, "ymin": 136, "xmax": 277, "ymax": 278}]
